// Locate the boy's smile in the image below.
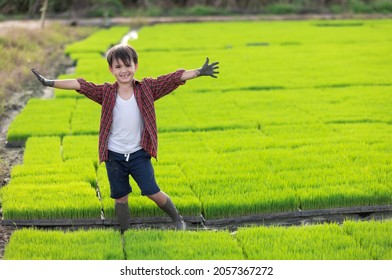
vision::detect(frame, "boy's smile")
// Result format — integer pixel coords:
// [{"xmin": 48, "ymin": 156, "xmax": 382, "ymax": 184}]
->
[{"xmin": 109, "ymin": 58, "xmax": 138, "ymax": 85}]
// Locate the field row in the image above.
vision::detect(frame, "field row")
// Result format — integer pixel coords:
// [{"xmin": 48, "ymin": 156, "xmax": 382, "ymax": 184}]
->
[
  {"xmin": 7, "ymin": 85, "xmax": 392, "ymax": 142},
  {"xmin": 58, "ymin": 20, "xmax": 392, "ymax": 92},
  {"xmin": 4, "ymin": 220, "xmax": 391, "ymax": 260}
]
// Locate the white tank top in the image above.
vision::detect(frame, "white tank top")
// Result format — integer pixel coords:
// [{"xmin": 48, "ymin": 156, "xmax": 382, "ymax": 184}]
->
[{"xmin": 108, "ymin": 94, "xmax": 144, "ymax": 154}]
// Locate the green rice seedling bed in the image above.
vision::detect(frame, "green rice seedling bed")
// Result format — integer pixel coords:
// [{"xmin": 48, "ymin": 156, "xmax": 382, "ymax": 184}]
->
[
  {"xmin": 1, "ymin": 182, "xmax": 101, "ymax": 220},
  {"xmin": 4, "ymin": 228, "xmax": 123, "ymax": 260},
  {"xmin": 2, "ymin": 19, "xmax": 391, "ymax": 223},
  {"xmin": 4, "ymin": 220, "xmax": 391, "ymax": 260},
  {"xmin": 65, "ymin": 26, "xmax": 130, "ymax": 55},
  {"xmin": 123, "ymin": 229, "xmax": 244, "ymax": 260},
  {"xmin": 235, "ymin": 219, "xmax": 392, "ymax": 260},
  {"xmin": 70, "ymin": 99, "xmax": 100, "ymax": 135},
  {"xmin": 132, "ymin": 20, "xmax": 392, "ymax": 92},
  {"xmin": 6, "ymin": 98, "xmax": 75, "ymax": 142},
  {"xmin": 22, "ymin": 136, "xmax": 63, "ymax": 164}
]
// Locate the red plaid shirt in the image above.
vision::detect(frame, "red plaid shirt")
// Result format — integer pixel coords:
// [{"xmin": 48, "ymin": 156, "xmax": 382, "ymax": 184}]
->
[{"xmin": 77, "ymin": 69, "xmax": 186, "ymax": 163}]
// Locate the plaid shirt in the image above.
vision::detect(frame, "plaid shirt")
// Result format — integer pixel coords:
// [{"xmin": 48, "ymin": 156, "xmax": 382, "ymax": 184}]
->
[{"xmin": 77, "ymin": 69, "xmax": 186, "ymax": 163}]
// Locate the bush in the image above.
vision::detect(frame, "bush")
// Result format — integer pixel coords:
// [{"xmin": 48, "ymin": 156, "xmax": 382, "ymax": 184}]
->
[
  {"xmin": 373, "ymin": 0, "xmax": 392, "ymax": 13},
  {"xmin": 265, "ymin": 3, "xmax": 301, "ymax": 14}
]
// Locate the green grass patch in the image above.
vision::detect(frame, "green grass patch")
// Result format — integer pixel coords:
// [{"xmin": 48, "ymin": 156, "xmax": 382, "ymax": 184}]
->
[
  {"xmin": 4, "ymin": 228, "xmax": 123, "ymax": 260},
  {"xmin": 124, "ymin": 229, "xmax": 244, "ymax": 260}
]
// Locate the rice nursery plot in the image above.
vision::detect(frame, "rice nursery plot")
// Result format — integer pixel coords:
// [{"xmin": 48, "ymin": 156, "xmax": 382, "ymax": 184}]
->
[
  {"xmin": 123, "ymin": 229, "xmax": 244, "ymax": 260},
  {"xmin": 1, "ymin": 135, "xmax": 100, "ymax": 220},
  {"xmin": 1, "ymin": 182, "xmax": 101, "ymax": 220},
  {"xmin": 4, "ymin": 228, "xmax": 123, "ymax": 260},
  {"xmin": 70, "ymin": 99, "xmax": 101, "ymax": 135},
  {"xmin": 4, "ymin": 220, "xmax": 391, "ymax": 260},
  {"xmin": 236, "ymin": 220, "xmax": 392, "ymax": 260},
  {"xmin": 343, "ymin": 219, "xmax": 392, "ymax": 259},
  {"xmin": 133, "ymin": 20, "xmax": 392, "ymax": 92},
  {"xmin": 22, "ymin": 136, "xmax": 63, "ymax": 164},
  {"xmin": 6, "ymin": 98, "xmax": 75, "ymax": 142}
]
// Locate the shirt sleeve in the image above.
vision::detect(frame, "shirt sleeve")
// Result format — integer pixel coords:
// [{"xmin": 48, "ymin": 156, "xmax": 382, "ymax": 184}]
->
[
  {"xmin": 145, "ymin": 69, "xmax": 186, "ymax": 101},
  {"xmin": 76, "ymin": 78, "xmax": 106, "ymax": 105}
]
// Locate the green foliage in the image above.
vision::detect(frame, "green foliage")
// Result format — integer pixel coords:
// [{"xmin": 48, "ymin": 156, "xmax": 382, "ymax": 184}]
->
[
  {"xmin": 264, "ymin": 3, "xmax": 300, "ymax": 14},
  {"xmin": 4, "ymin": 220, "xmax": 391, "ymax": 260},
  {"xmin": 235, "ymin": 222, "xmax": 371, "ymax": 260},
  {"xmin": 1, "ymin": 181, "xmax": 101, "ymax": 219},
  {"xmin": 349, "ymin": 0, "xmax": 392, "ymax": 13},
  {"xmin": 6, "ymin": 98, "xmax": 75, "ymax": 142},
  {"xmin": 4, "ymin": 228, "xmax": 123, "ymax": 260},
  {"xmin": 23, "ymin": 136, "xmax": 62, "ymax": 164},
  {"xmin": 65, "ymin": 26, "xmax": 129, "ymax": 55},
  {"xmin": 86, "ymin": 0, "xmax": 124, "ymax": 17},
  {"xmin": 124, "ymin": 229, "xmax": 244, "ymax": 260},
  {"xmin": 343, "ymin": 219, "xmax": 392, "ymax": 259}
]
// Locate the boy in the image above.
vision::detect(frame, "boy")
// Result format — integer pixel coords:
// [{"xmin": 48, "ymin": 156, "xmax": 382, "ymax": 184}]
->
[{"xmin": 31, "ymin": 43, "xmax": 219, "ymax": 231}]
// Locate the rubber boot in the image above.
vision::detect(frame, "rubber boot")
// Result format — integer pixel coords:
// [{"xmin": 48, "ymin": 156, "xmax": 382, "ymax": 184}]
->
[
  {"xmin": 115, "ymin": 202, "xmax": 131, "ymax": 233},
  {"xmin": 159, "ymin": 197, "xmax": 186, "ymax": 230}
]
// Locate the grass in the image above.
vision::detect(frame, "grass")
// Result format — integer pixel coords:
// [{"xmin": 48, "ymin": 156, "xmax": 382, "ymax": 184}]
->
[
  {"xmin": 4, "ymin": 228, "xmax": 123, "ymax": 260},
  {"xmin": 4, "ymin": 220, "xmax": 392, "ymax": 260},
  {"xmin": 0, "ymin": 23, "xmax": 95, "ymax": 117},
  {"xmin": 1, "ymin": 181, "xmax": 101, "ymax": 219}
]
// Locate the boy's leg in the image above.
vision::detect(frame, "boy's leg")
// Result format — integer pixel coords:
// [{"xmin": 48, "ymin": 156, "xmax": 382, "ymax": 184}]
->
[
  {"xmin": 115, "ymin": 196, "xmax": 131, "ymax": 232},
  {"xmin": 148, "ymin": 191, "xmax": 186, "ymax": 230},
  {"xmin": 129, "ymin": 150, "xmax": 186, "ymax": 230},
  {"xmin": 105, "ymin": 151, "xmax": 133, "ymax": 233}
]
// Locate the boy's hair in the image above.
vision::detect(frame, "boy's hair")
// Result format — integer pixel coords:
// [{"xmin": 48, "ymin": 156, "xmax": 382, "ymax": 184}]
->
[{"xmin": 106, "ymin": 44, "xmax": 138, "ymax": 67}]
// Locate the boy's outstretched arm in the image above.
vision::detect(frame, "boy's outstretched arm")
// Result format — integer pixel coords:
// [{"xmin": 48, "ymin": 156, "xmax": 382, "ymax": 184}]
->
[
  {"xmin": 31, "ymin": 68, "xmax": 81, "ymax": 90},
  {"xmin": 180, "ymin": 58, "xmax": 219, "ymax": 81}
]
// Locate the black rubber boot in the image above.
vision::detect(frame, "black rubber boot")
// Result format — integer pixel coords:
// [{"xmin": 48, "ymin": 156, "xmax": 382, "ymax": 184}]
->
[
  {"xmin": 115, "ymin": 202, "xmax": 131, "ymax": 233},
  {"xmin": 159, "ymin": 197, "xmax": 186, "ymax": 230}
]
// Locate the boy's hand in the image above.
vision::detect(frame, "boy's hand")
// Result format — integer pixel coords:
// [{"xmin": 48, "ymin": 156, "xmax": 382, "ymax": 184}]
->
[
  {"xmin": 31, "ymin": 68, "xmax": 54, "ymax": 87},
  {"xmin": 198, "ymin": 58, "xmax": 219, "ymax": 78}
]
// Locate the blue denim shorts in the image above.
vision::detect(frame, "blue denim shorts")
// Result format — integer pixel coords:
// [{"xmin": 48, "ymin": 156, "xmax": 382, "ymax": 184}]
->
[{"xmin": 105, "ymin": 149, "xmax": 160, "ymax": 199}]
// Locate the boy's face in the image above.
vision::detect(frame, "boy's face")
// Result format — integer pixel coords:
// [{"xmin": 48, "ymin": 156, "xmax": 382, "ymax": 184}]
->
[{"xmin": 109, "ymin": 58, "xmax": 138, "ymax": 85}]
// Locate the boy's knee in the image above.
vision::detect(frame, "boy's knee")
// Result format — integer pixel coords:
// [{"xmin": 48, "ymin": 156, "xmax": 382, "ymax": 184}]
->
[
  {"xmin": 115, "ymin": 195, "xmax": 128, "ymax": 204},
  {"xmin": 147, "ymin": 191, "xmax": 167, "ymax": 207}
]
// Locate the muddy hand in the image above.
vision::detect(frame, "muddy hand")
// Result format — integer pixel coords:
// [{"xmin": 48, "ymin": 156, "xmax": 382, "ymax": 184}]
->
[
  {"xmin": 198, "ymin": 58, "xmax": 219, "ymax": 78},
  {"xmin": 31, "ymin": 68, "xmax": 54, "ymax": 87}
]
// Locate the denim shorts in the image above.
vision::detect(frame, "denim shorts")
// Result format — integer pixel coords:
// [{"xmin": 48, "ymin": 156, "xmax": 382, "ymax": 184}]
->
[{"xmin": 105, "ymin": 149, "xmax": 160, "ymax": 199}]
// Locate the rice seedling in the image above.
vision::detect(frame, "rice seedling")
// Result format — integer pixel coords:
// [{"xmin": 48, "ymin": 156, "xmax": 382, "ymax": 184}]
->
[
  {"xmin": 4, "ymin": 228, "xmax": 123, "ymax": 260},
  {"xmin": 235, "ymin": 223, "xmax": 370, "ymax": 260},
  {"xmin": 343, "ymin": 219, "xmax": 392, "ymax": 260},
  {"xmin": 1, "ymin": 182, "xmax": 101, "ymax": 219},
  {"xmin": 22, "ymin": 136, "xmax": 62, "ymax": 164},
  {"xmin": 124, "ymin": 229, "xmax": 244, "ymax": 260},
  {"xmin": 62, "ymin": 135, "xmax": 99, "ymax": 169},
  {"xmin": 70, "ymin": 99, "xmax": 100, "ymax": 135},
  {"xmin": 65, "ymin": 26, "xmax": 130, "ymax": 55},
  {"xmin": 6, "ymin": 98, "xmax": 75, "ymax": 142},
  {"xmin": 4, "ymin": 221, "xmax": 391, "ymax": 260}
]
